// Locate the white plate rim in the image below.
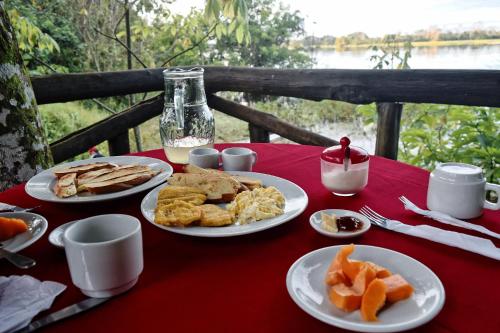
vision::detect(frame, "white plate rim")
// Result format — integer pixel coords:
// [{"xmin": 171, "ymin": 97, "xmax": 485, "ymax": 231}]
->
[
  {"xmin": 25, "ymin": 156, "xmax": 173, "ymax": 203},
  {"xmin": 0, "ymin": 212, "xmax": 48, "ymax": 253},
  {"xmin": 140, "ymin": 171, "xmax": 309, "ymax": 237},
  {"xmin": 309, "ymin": 209, "xmax": 371, "ymax": 238},
  {"xmin": 286, "ymin": 245, "xmax": 446, "ymax": 333}
]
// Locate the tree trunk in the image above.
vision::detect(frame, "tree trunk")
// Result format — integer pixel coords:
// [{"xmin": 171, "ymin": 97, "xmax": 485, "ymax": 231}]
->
[{"xmin": 0, "ymin": 4, "xmax": 53, "ymax": 191}]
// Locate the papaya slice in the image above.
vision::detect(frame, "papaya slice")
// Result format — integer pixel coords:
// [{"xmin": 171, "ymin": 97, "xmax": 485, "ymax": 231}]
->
[
  {"xmin": 329, "ymin": 283, "xmax": 362, "ymax": 312},
  {"xmin": 325, "ymin": 244, "xmax": 354, "ymax": 286},
  {"xmin": 342, "ymin": 259, "xmax": 364, "ymax": 283},
  {"xmin": 325, "ymin": 270, "xmax": 348, "ymax": 286},
  {"xmin": 360, "ymin": 279, "xmax": 387, "ymax": 321},
  {"xmin": 352, "ymin": 264, "xmax": 377, "ymax": 295},
  {"xmin": 382, "ymin": 274, "xmax": 414, "ymax": 303},
  {"xmin": 365, "ymin": 261, "xmax": 392, "ymax": 278},
  {"xmin": 0, "ymin": 217, "xmax": 28, "ymax": 241}
]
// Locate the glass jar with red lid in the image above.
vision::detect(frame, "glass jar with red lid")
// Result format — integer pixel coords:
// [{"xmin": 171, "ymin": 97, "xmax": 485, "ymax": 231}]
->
[{"xmin": 320, "ymin": 137, "xmax": 370, "ymax": 196}]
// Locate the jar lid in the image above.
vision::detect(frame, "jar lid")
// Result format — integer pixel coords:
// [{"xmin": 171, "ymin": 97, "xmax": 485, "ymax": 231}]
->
[
  {"xmin": 321, "ymin": 137, "xmax": 369, "ymax": 164},
  {"xmin": 432, "ymin": 162, "xmax": 484, "ymax": 183}
]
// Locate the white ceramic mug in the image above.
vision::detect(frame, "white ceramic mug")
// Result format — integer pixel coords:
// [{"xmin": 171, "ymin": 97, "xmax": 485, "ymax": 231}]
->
[
  {"xmin": 63, "ymin": 214, "xmax": 143, "ymax": 298},
  {"xmin": 427, "ymin": 162, "xmax": 500, "ymax": 219},
  {"xmin": 188, "ymin": 147, "xmax": 220, "ymax": 169},
  {"xmin": 221, "ymin": 147, "xmax": 257, "ymax": 171}
]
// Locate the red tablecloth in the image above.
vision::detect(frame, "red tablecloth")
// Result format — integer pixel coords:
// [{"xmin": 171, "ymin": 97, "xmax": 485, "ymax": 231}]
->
[{"xmin": 1, "ymin": 144, "xmax": 499, "ymax": 333}]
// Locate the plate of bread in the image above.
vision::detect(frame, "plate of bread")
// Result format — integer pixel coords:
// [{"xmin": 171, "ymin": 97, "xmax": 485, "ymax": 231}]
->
[
  {"xmin": 141, "ymin": 165, "xmax": 308, "ymax": 237},
  {"xmin": 25, "ymin": 156, "xmax": 172, "ymax": 203}
]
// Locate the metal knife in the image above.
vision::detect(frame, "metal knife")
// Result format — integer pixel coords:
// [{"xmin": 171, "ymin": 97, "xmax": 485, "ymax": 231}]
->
[{"xmin": 15, "ymin": 297, "xmax": 111, "ymax": 333}]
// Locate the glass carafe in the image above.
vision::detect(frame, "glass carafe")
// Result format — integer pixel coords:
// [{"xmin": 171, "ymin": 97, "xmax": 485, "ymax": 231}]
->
[{"xmin": 160, "ymin": 67, "xmax": 215, "ymax": 164}]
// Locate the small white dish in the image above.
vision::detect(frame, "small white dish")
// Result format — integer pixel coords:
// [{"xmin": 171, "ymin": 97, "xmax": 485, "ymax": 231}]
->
[
  {"xmin": 25, "ymin": 156, "xmax": 173, "ymax": 203},
  {"xmin": 48, "ymin": 220, "xmax": 79, "ymax": 248},
  {"xmin": 141, "ymin": 171, "xmax": 308, "ymax": 237},
  {"xmin": 286, "ymin": 245, "xmax": 445, "ymax": 333},
  {"xmin": 0, "ymin": 212, "xmax": 48, "ymax": 253},
  {"xmin": 310, "ymin": 209, "xmax": 370, "ymax": 238}
]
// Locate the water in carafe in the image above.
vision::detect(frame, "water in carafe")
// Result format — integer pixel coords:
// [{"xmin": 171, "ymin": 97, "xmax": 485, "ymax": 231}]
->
[{"xmin": 160, "ymin": 68, "xmax": 215, "ymax": 164}]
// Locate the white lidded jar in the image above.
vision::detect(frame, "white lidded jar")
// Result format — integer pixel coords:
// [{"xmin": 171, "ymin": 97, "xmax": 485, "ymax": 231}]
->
[
  {"xmin": 427, "ymin": 162, "xmax": 500, "ymax": 219},
  {"xmin": 320, "ymin": 137, "xmax": 370, "ymax": 196}
]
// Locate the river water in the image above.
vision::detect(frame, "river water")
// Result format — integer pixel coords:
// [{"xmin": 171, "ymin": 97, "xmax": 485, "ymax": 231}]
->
[
  {"xmin": 312, "ymin": 44, "xmax": 500, "ymax": 70},
  {"xmin": 301, "ymin": 44, "xmax": 500, "ymax": 153}
]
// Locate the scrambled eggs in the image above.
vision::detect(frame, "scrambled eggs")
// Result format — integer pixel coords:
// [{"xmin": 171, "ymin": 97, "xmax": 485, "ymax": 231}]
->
[{"xmin": 227, "ymin": 186, "xmax": 285, "ymax": 224}]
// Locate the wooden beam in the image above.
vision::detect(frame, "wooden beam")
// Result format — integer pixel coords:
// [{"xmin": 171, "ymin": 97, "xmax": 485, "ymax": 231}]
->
[
  {"xmin": 375, "ymin": 102, "xmax": 403, "ymax": 159},
  {"xmin": 249, "ymin": 124, "xmax": 270, "ymax": 143},
  {"xmin": 207, "ymin": 94, "xmax": 338, "ymax": 147},
  {"xmin": 108, "ymin": 131, "xmax": 131, "ymax": 156},
  {"xmin": 50, "ymin": 94, "xmax": 163, "ymax": 163},
  {"xmin": 32, "ymin": 67, "xmax": 500, "ymax": 107}
]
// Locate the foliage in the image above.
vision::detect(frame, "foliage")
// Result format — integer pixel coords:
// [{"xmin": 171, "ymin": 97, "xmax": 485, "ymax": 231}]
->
[
  {"xmin": 370, "ymin": 35, "xmax": 412, "ymax": 69},
  {"xmin": 39, "ymin": 102, "xmax": 110, "ymax": 160},
  {"xmin": 6, "ymin": 0, "xmax": 85, "ymax": 74},
  {"xmin": 255, "ymin": 99, "xmax": 357, "ymax": 127},
  {"xmin": 399, "ymin": 105, "xmax": 499, "ymax": 184},
  {"xmin": 210, "ymin": 0, "xmax": 312, "ymax": 68},
  {"xmin": 357, "ymin": 103, "xmax": 499, "ymax": 184}
]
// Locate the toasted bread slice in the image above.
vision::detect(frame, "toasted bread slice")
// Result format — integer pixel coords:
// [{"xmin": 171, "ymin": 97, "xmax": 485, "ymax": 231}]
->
[
  {"xmin": 76, "ymin": 168, "xmax": 116, "ymax": 186},
  {"xmin": 168, "ymin": 173, "xmax": 239, "ymax": 202},
  {"xmin": 54, "ymin": 173, "xmax": 77, "ymax": 198},
  {"xmin": 77, "ymin": 165, "xmax": 156, "ymax": 192},
  {"xmin": 83, "ymin": 171, "xmax": 157, "ymax": 194},
  {"xmin": 199, "ymin": 204, "xmax": 234, "ymax": 227},
  {"xmin": 183, "ymin": 164, "xmax": 212, "ymax": 174},
  {"xmin": 183, "ymin": 165, "xmax": 251, "ymax": 193},
  {"xmin": 158, "ymin": 185, "xmax": 206, "ymax": 199},
  {"xmin": 53, "ymin": 162, "xmax": 115, "ymax": 178},
  {"xmin": 232, "ymin": 175, "xmax": 263, "ymax": 190}
]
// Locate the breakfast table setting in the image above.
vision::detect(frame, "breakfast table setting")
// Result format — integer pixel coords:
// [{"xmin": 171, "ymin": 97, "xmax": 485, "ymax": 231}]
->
[
  {"xmin": 1, "ymin": 67, "xmax": 499, "ymax": 333},
  {"xmin": 1, "ymin": 142, "xmax": 499, "ymax": 333}
]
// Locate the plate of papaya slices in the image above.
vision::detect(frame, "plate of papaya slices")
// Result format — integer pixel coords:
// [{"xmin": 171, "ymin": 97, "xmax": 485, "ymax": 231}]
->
[
  {"xmin": 286, "ymin": 244, "xmax": 445, "ymax": 332},
  {"xmin": 0, "ymin": 212, "xmax": 48, "ymax": 253}
]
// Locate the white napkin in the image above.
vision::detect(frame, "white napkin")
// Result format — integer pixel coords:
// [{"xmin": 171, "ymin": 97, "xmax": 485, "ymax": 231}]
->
[
  {"xmin": 384, "ymin": 219, "xmax": 500, "ymax": 260},
  {"xmin": 0, "ymin": 275, "xmax": 66, "ymax": 333},
  {"xmin": 402, "ymin": 201, "xmax": 500, "ymax": 240}
]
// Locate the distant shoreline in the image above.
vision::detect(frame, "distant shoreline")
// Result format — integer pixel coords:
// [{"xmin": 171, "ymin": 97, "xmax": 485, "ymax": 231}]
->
[{"xmin": 311, "ymin": 39, "xmax": 500, "ymax": 50}]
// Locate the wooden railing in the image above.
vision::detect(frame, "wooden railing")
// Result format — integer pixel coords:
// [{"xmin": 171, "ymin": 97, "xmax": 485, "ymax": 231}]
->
[{"xmin": 30, "ymin": 66, "xmax": 500, "ymax": 163}]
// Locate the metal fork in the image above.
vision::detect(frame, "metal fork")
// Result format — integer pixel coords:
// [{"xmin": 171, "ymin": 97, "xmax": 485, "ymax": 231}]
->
[
  {"xmin": 359, "ymin": 206, "xmax": 389, "ymax": 228},
  {"xmin": 359, "ymin": 205, "xmax": 500, "ymax": 260}
]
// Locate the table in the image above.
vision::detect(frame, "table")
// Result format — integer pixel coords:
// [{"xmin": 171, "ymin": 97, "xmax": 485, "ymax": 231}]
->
[{"xmin": 1, "ymin": 143, "xmax": 499, "ymax": 333}]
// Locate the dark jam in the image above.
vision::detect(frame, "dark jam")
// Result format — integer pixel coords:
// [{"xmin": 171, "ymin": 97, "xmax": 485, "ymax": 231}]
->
[{"xmin": 337, "ymin": 216, "xmax": 364, "ymax": 232}]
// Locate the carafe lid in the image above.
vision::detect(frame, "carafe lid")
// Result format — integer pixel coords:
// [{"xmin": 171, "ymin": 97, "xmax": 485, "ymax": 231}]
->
[{"xmin": 321, "ymin": 137, "xmax": 369, "ymax": 164}]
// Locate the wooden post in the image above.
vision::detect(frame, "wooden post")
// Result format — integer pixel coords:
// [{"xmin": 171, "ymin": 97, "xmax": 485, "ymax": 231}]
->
[
  {"xmin": 249, "ymin": 124, "xmax": 270, "ymax": 143},
  {"xmin": 108, "ymin": 131, "xmax": 131, "ymax": 156},
  {"xmin": 375, "ymin": 102, "xmax": 403, "ymax": 160},
  {"xmin": 125, "ymin": 0, "xmax": 142, "ymax": 152}
]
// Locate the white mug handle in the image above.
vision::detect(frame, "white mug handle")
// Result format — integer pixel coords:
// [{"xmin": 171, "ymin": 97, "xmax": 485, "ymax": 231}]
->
[
  {"xmin": 251, "ymin": 151, "xmax": 257, "ymax": 165},
  {"xmin": 484, "ymin": 182, "xmax": 500, "ymax": 210}
]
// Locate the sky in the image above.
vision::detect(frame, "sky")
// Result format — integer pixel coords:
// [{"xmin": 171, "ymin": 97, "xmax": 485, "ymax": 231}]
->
[{"xmin": 169, "ymin": 0, "xmax": 500, "ymax": 37}]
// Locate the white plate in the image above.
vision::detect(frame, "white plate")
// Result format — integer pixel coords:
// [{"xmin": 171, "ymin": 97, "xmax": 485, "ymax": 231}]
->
[
  {"xmin": 48, "ymin": 220, "xmax": 79, "ymax": 248},
  {"xmin": 0, "ymin": 212, "xmax": 48, "ymax": 253},
  {"xmin": 286, "ymin": 245, "xmax": 445, "ymax": 333},
  {"xmin": 310, "ymin": 209, "xmax": 370, "ymax": 238},
  {"xmin": 25, "ymin": 156, "xmax": 173, "ymax": 203},
  {"xmin": 141, "ymin": 171, "xmax": 308, "ymax": 237}
]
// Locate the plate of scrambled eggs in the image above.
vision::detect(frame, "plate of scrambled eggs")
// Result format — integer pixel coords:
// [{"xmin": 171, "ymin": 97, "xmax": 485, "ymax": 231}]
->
[{"xmin": 141, "ymin": 171, "xmax": 308, "ymax": 237}]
